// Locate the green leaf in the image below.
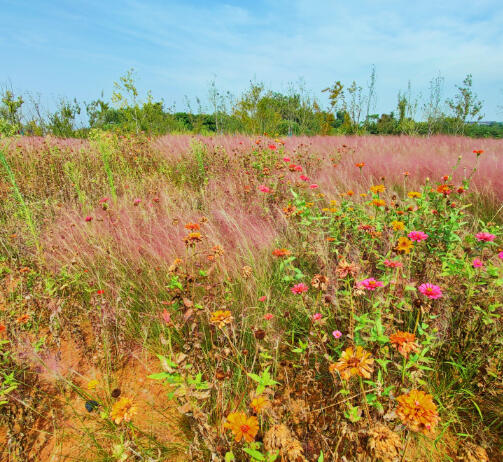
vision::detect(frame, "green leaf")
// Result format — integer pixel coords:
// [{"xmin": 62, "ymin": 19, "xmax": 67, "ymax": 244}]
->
[{"xmin": 243, "ymin": 448, "xmax": 265, "ymax": 460}]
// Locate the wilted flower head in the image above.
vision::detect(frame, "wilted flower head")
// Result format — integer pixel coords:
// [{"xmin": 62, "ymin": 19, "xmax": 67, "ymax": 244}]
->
[
  {"xmin": 368, "ymin": 424, "xmax": 403, "ymax": 462},
  {"xmin": 408, "ymin": 231, "xmax": 428, "ymax": 242},
  {"xmin": 331, "ymin": 346, "xmax": 374, "ymax": 380},
  {"xmin": 389, "ymin": 331, "xmax": 419, "ymax": 358},
  {"xmin": 475, "ymin": 232, "xmax": 495, "ymax": 242},
  {"xmin": 396, "ymin": 389, "xmax": 439, "ymax": 435},
  {"xmin": 311, "ymin": 274, "xmax": 329, "ymax": 291},
  {"xmin": 336, "ymin": 257, "xmax": 359, "ymax": 279},
  {"xmin": 418, "ymin": 283, "xmax": 443, "ymax": 299},
  {"xmin": 110, "ymin": 397, "xmax": 137, "ymax": 424},
  {"xmin": 291, "ymin": 283, "xmax": 308, "ymax": 294}
]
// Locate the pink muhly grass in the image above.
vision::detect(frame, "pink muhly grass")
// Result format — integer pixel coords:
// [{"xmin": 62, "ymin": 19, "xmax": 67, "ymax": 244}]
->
[
  {"xmin": 291, "ymin": 283, "xmax": 309, "ymax": 294},
  {"xmin": 359, "ymin": 278, "xmax": 384, "ymax": 290},
  {"xmin": 475, "ymin": 232, "xmax": 496, "ymax": 242},
  {"xmin": 418, "ymin": 283, "xmax": 443, "ymax": 299},
  {"xmin": 408, "ymin": 231, "xmax": 428, "ymax": 242}
]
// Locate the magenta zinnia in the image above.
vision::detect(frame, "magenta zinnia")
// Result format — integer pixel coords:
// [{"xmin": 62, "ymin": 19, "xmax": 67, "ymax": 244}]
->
[
  {"xmin": 418, "ymin": 283, "xmax": 443, "ymax": 299},
  {"xmin": 359, "ymin": 278, "xmax": 384, "ymax": 291},
  {"xmin": 475, "ymin": 232, "xmax": 495, "ymax": 242},
  {"xmin": 408, "ymin": 231, "xmax": 428, "ymax": 242}
]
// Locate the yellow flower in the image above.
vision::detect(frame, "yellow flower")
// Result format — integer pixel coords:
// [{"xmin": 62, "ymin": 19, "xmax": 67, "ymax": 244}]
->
[
  {"xmin": 330, "ymin": 208, "xmax": 338, "ymax": 213},
  {"xmin": 407, "ymin": 191, "xmax": 422, "ymax": 199},
  {"xmin": 322, "ymin": 208, "xmax": 330, "ymax": 212},
  {"xmin": 330, "ymin": 200, "xmax": 338, "ymax": 206},
  {"xmin": 87, "ymin": 379, "xmax": 99, "ymax": 390},
  {"xmin": 396, "ymin": 237, "xmax": 414, "ymax": 254},
  {"xmin": 396, "ymin": 389, "xmax": 439, "ymax": 435},
  {"xmin": 250, "ymin": 396, "xmax": 270, "ymax": 414},
  {"xmin": 224, "ymin": 412, "xmax": 259, "ymax": 443},
  {"xmin": 110, "ymin": 397, "xmax": 137, "ymax": 424},
  {"xmin": 360, "ymin": 193, "xmax": 367, "ymax": 197},
  {"xmin": 331, "ymin": 346, "xmax": 374, "ymax": 380},
  {"xmin": 391, "ymin": 220, "xmax": 405, "ymax": 231},
  {"xmin": 370, "ymin": 184, "xmax": 386, "ymax": 194},
  {"xmin": 210, "ymin": 310, "xmax": 233, "ymax": 328}
]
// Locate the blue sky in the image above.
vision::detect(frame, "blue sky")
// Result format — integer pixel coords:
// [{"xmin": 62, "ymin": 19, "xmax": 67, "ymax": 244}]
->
[{"xmin": 1, "ymin": 0, "xmax": 502, "ymax": 119}]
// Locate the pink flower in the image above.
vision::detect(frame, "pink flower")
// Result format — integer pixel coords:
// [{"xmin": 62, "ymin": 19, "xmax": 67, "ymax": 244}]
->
[
  {"xmin": 384, "ymin": 259, "xmax": 403, "ymax": 268},
  {"xmin": 96, "ymin": 289, "xmax": 104, "ymax": 295},
  {"xmin": 472, "ymin": 258, "xmax": 484, "ymax": 268},
  {"xmin": 408, "ymin": 231, "xmax": 428, "ymax": 242},
  {"xmin": 268, "ymin": 144, "xmax": 277, "ymax": 150},
  {"xmin": 475, "ymin": 232, "xmax": 496, "ymax": 242},
  {"xmin": 499, "ymin": 251, "xmax": 503, "ymax": 259},
  {"xmin": 294, "ymin": 165, "xmax": 303, "ymax": 172},
  {"xmin": 332, "ymin": 330, "xmax": 342, "ymax": 339},
  {"xmin": 264, "ymin": 313, "xmax": 274, "ymax": 320},
  {"xmin": 299, "ymin": 174, "xmax": 310, "ymax": 182},
  {"xmin": 133, "ymin": 198, "xmax": 141, "ymax": 206},
  {"xmin": 418, "ymin": 283, "xmax": 443, "ymax": 299},
  {"xmin": 283, "ymin": 156, "xmax": 291, "ymax": 162},
  {"xmin": 258, "ymin": 185, "xmax": 272, "ymax": 193},
  {"xmin": 85, "ymin": 216, "xmax": 93, "ymax": 222},
  {"xmin": 359, "ymin": 278, "xmax": 384, "ymax": 291},
  {"xmin": 291, "ymin": 283, "xmax": 309, "ymax": 294},
  {"xmin": 309, "ymin": 184, "xmax": 319, "ymax": 189},
  {"xmin": 258, "ymin": 295, "xmax": 267, "ymax": 302},
  {"xmin": 99, "ymin": 197, "xmax": 109, "ymax": 203},
  {"xmin": 312, "ymin": 313, "xmax": 323, "ymax": 321}
]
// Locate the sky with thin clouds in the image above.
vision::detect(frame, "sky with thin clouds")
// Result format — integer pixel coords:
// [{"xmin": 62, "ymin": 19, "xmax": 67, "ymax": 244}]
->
[{"xmin": 1, "ymin": 0, "xmax": 502, "ymax": 119}]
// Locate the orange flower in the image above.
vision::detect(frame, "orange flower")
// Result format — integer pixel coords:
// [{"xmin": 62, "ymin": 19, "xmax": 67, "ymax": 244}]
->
[
  {"xmin": 331, "ymin": 346, "xmax": 374, "ymax": 380},
  {"xmin": 282, "ymin": 204, "xmax": 297, "ymax": 217},
  {"xmin": 346, "ymin": 190, "xmax": 354, "ymax": 196},
  {"xmin": 371, "ymin": 199, "xmax": 386, "ymax": 207},
  {"xmin": 272, "ymin": 248, "xmax": 291, "ymax": 258},
  {"xmin": 436, "ymin": 184, "xmax": 452, "ymax": 196},
  {"xmin": 0, "ymin": 323, "xmax": 6, "ymax": 333},
  {"xmin": 224, "ymin": 412, "xmax": 259, "ymax": 443},
  {"xmin": 355, "ymin": 162, "xmax": 365, "ymax": 168},
  {"xmin": 389, "ymin": 331, "xmax": 419, "ymax": 358},
  {"xmin": 184, "ymin": 222, "xmax": 200, "ymax": 231},
  {"xmin": 16, "ymin": 314, "xmax": 30, "ymax": 324},
  {"xmin": 250, "ymin": 396, "xmax": 270, "ymax": 414},
  {"xmin": 183, "ymin": 232, "xmax": 203, "ymax": 247},
  {"xmin": 396, "ymin": 237, "xmax": 413, "ymax": 254},
  {"xmin": 210, "ymin": 310, "xmax": 233, "ymax": 328},
  {"xmin": 396, "ymin": 389, "xmax": 439, "ymax": 435},
  {"xmin": 110, "ymin": 397, "xmax": 137, "ymax": 424},
  {"xmin": 473, "ymin": 149, "xmax": 484, "ymax": 156},
  {"xmin": 391, "ymin": 220, "xmax": 405, "ymax": 231}
]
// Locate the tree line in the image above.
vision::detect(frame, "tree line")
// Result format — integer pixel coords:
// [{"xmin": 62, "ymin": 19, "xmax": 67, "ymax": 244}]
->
[{"xmin": 1, "ymin": 69, "xmax": 502, "ymax": 138}]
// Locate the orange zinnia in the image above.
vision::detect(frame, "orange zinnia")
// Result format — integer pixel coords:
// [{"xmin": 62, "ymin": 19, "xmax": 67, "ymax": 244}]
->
[
  {"xmin": 224, "ymin": 412, "xmax": 259, "ymax": 443},
  {"xmin": 272, "ymin": 248, "xmax": 291, "ymax": 258},
  {"xmin": 331, "ymin": 346, "xmax": 374, "ymax": 380},
  {"xmin": 389, "ymin": 331, "xmax": 419, "ymax": 358},
  {"xmin": 396, "ymin": 389, "xmax": 439, "ymax": 435}
]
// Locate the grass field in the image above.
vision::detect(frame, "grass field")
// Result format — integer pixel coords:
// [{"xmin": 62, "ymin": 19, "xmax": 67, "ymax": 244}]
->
[{"xmin": 1, "ymin": 133, "xmax": 503, "ymax": 461}]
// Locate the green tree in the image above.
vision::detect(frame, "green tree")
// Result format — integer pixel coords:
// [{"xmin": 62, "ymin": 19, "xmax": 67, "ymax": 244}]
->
[{"xmin": 446, "ymin": 74, "xmax": 483, "ymax": 134}]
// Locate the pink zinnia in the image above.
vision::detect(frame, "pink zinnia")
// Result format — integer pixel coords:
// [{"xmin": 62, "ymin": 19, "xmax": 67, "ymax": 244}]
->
[
  {"xmin": 384, "ymin": 259, "xmax": 403, "ymax": 268},
  {"xmin": 309, "ymin": 184, "xmax": 319, "ymax": 189},
  {"xmin": 359, "ymin": 278, "xmax": 384, "ymax": 290},
  {"xmin": 258, "ymin": 295, "xmax": 267, "ymax": 302},
  {"xmin": 99, "ymin": 197, "xmax": 109, "ymax": 203},
  {"xmin": 408, "ymin": 231, "xmax": 428, "ymax": 242},
  {"xmin": 332, "ymin": 330, "xmax": 342, "ymax": 339},
  {"xmin": 268, "ymin": 144, "xmax": 277, "ymax": 150},
  {"xmin": 85, "ymin": 216, "xmax": 93, "ymax": 222},
  {"xmin": 299, "ymin": 174, "xmax": 310, "ymax": 181},
  {"xmin": 294, "ymin": 165, "xmax": 303, "ymax": 172},
  {"xmin": 258, "ymin": 185, "xmax": 272, "ymax": 193},
  {"xmin": 291, "ymin": 283, "xmax": 309, "ymax": 294},
  {"xmin": 264, "ymin": 313, "xmax": 274, "ymax": 320},
  {"xmin": 418, "ymin": 283, "xmax": 443, "ymax": 299},
  {"xmin": 472, "ymin": 258, "xmax": 484, "ymax": 268},
  {"xmin": 133, "ymin": 198, "xmax": 141, "ymax": 206},
  {"xmin": 312, "ymin": 313, "xmax": 323, "ymax": 321},
  {"xmin": 499, "ymin": 251, "xmax": 503, "ymax": 259},
  {"xmin": 283, "ymin": 156, "xmax": 291, "ymax": 162},
  {"xmin": 475, "ymin": 232, "xmax": 495, "ymax": 242}
]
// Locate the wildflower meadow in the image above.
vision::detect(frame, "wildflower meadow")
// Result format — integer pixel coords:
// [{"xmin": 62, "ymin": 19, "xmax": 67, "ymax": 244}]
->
[{"xmin": 0, "ymin": 133, "xmax": 503, "ymax": 461}]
